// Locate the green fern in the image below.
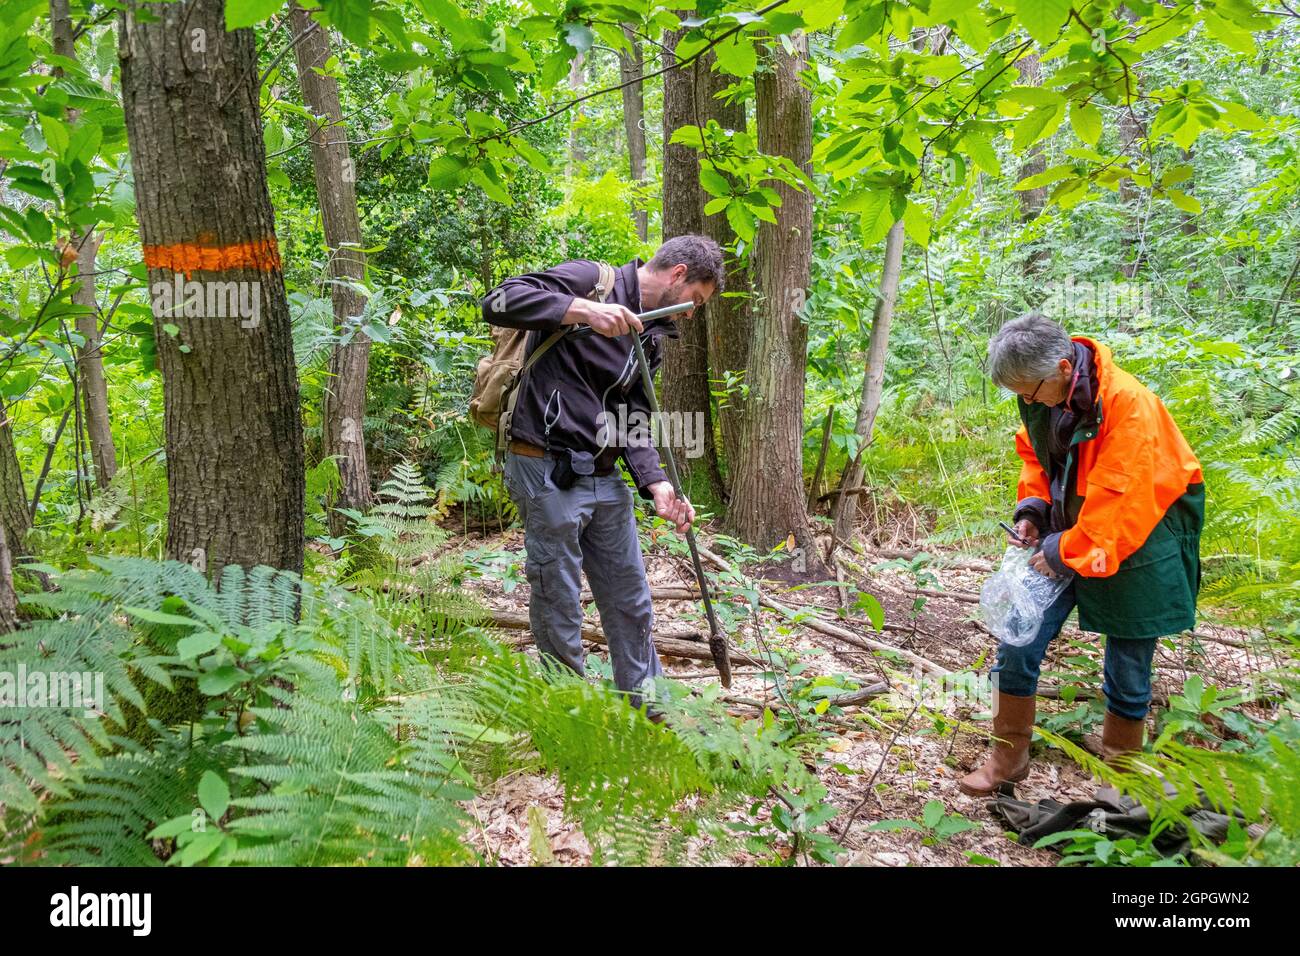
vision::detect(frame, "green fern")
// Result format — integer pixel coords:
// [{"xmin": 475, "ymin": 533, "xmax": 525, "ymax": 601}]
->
[
  {"xmin": 224, "ymin": 686, "xmax": 475, "ymax": 866},
  {"xmin": 456, "ymin": 645, "xmax": 818, "ymax": 865},
  {"xmin": 347, "ymin": 461, "xmax": 449, "ymax": 572},
  {"xmin": 37, "ymin": 723, "xmax": 236, "ymax": 866}
]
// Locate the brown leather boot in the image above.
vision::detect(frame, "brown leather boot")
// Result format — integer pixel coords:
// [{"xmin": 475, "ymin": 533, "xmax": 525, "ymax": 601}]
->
[
  {"xmin": 1085, "ymin": 710, "xmax": 1145, "ymax": 763},
  {"xmin": 958, "ymin": 692, "xmax": 1036, "ymax": 796}
]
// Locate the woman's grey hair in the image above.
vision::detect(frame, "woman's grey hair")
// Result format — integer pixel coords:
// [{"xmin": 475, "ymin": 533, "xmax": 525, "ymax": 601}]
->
[{"xmin": 987, "ymin": 313, "xmax": 1074, "ymax": 389}]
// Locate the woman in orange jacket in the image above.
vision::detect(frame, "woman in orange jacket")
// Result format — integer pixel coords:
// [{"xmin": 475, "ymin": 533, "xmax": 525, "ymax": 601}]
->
[{"xmin": 959, "ymin": 313, "xmax": 1204, "ymax": 796}]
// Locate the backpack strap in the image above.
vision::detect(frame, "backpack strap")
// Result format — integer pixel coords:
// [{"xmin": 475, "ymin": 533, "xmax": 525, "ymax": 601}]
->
[
  {"xmin": 498, "ymin": 261, "xmax": 618, "ymax": 453},
  {"xmin": 497, "ymin": 329, "xmax": 564, "ymax": 453},
  {"xmin": 591, "ymin": 261, "xmax": 616, "ymax": 303}
]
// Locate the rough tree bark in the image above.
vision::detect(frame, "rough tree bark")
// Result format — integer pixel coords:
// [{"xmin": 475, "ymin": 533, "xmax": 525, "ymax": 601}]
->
[
  {"xmin": 700, "ymin": 59, "xmax": 751, "ymax": 481},
  {"xmin": 291, "ymin": 2, "xmax": 372, "ymax": 535},
  {"xmin": 0, "ymin": 406, "xmax": 31, "ymax": 561},
  {"xmin": 619, "ymin": 26, "xmax": 648, "ymax": 242},
  {"xmin": 726, "ymin": 35, "xmax": 822, "ymax": 571},
  {"xmin": 831, "ymin": 220, "xmax": 905, "ymax": 541},
  {"xmin": 118, "ymin": 0, "xmax": 304, "ymax": 574},
  {"xmin": 660, "ymin": 25, "xmax": 724, "ymax": 502},
  {"xmin": 0, "ymin": 516, "xmax": 17, "ymax": 632},
  {"xmin": 52, "ymin": 0, "xmax": 117, "ymax": 490}
]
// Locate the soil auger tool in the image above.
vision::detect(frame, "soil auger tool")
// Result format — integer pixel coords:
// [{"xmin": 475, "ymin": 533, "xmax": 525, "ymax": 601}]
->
[{"xmin": 626, "ymin": 300, "xmax": 733, "ymax": 687}]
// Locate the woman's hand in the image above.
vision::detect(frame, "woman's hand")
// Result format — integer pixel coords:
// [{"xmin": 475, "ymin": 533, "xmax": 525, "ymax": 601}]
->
[
  {"xmin": 1011, "ymin": 518, "xmax": 1041, "ymax": 549},
  {"xmin": 1029, "ymin": 550, "xmax": 1061, "ymax": 578}
]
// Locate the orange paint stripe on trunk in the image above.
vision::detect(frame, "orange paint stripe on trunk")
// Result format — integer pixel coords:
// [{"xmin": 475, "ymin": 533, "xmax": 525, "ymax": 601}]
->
[{"xmin": 142, "ymin": 238, "xmax": 281, "ymax": 277}]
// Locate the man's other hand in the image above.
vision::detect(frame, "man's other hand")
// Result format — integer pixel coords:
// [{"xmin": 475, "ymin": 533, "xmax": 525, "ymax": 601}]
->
[
  {"xmin": 1011, "ymin": 518, "xmax": 1040, "ymax": 549},
  {"xmin": 566, "ymin": 298, "xmax": 643, "ymax": 337},
  {"xmin": 648, "ymin": 481, "xmax": 695, "ymax": 534}
]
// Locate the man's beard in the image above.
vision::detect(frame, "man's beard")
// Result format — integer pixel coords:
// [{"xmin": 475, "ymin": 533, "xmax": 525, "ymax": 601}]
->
[{"xmin": 651, "ymin": 282, "xmax": 690, "ymax": 312}]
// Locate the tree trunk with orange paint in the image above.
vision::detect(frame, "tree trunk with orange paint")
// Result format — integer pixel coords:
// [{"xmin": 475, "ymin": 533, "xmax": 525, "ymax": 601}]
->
[
  {"xmin": 291, "ymin": 2, "xmax": 372, "ymax": 536},
  {"xmin": 119, "ymin": 0, "xmax": 304, "ymax": 574}
]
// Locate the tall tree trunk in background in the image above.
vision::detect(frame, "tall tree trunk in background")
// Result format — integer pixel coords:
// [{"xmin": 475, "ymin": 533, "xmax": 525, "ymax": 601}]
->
[
  {"xmin": 0, "ymin": 407, "xmax": 31, "ymax": 561},
  {"xmin": 832, "ymin": 221, "xmax": 904, "ymax": 541},
  {"xmin": 1014, "ymin": 54, "xmax": 1049, "ymax": 275},
  {"xmin": 727, "ymin": 35, "xmax": 821, "ymax": 571},
  {"xmin": 1116, "ymin": 6, "xmax": 1146, "ymax": 279},
  {"xmin": 567, "ymin": 53, "xmax": 586, "ymax": 177},
  {"xmin": 1178, "ymin": 147, "xmax": 1198, "ymax": 237},
  {"xmin": 52, "ymin": 0, "xmax": 117, "ymax": 490},
  {"xmin": 291, "ymin": 3, "xmax": 372, "ymax": 535},
  {"xmin": 701, "ymin": 59, "xmax": 750, "ymax": 482},
  {"xmin": 661, "ymin": 26, "xmax": 724, "ymax": 502},
  {"xmin": 1117, "ymin": 104, "xmax": 1146, "ymax": 278},
  {"xmin": 119, "ymin": 0, "xmax": 304, "ymax": 575},
  {"xmin": 619, "ymin": 26, "xmax": 648, "ymax": 242}
]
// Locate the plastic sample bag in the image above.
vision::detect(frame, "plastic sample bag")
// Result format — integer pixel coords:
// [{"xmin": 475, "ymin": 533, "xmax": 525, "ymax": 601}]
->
[{"xmin": 979, "ymin": 546, "xmax": 1071, "ymax": 647}]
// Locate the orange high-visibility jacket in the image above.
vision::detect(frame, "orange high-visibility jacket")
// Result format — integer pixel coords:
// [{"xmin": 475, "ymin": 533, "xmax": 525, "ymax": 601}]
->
[{"xmin": 1014, "ymin": 337, "xmax": 1203, "ymax": 578}]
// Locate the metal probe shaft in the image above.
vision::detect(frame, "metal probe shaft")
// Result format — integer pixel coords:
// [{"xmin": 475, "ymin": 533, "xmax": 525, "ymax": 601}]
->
[{"xmin": 625, "ymin": 302, "xmax": 732, "ymax": 686}]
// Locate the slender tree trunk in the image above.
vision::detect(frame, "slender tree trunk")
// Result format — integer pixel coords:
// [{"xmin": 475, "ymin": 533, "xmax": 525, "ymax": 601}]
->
[
  {"xmin": 0, "ymin": 405, "xmax": 31, "ymax": 561},
  {"xmin": 1014, "ymin": 55, "xmax": 1049, "ymax": 275},
  {"xmin": 1117, "ymin": 106, "xmax": 1146, "ymax": 278},
  {"xmin": 1178, "ymin": 147, "xmax": 1198, "ymax": 237},
  {"xmin": 567, "ymin": 53, "xmax": 586, "ymax": 177},
  {"xmin": 0, "ymin": 515, "xmax": 18, "ymax": 632},
  {"xmin": 1116, "ymin": 7, "xmax": 1146, "ymax": 279},
  {"xmin": 832, "ymin": 220, "xmax": 904, "ymax": 541},
  {"xmin": 119, "ymin": 0, "xmax": 304, "ymax": 574},
  {"xmin": 291, "ymin": 3, "xmax": 371, "ymax": 535},
  {"xmin": 726, "ymin": 34, "xmax": 821, "ymax": 572},
  {"xmin": 701, "ymin": 60, "xmax": 750, "ymax": 481},
  {"xmin": 619, "ymin": 26, "xmax": 648, "ymax": 242},
  {"xmin": 52, "ymin": 0, "xmax": 117, "ymax": 490},
  {"xmin": 660, "ymin": 25, "xmax": 724, "ymax": 502},
  {"xmin": 71, "ymin": 231, "xmax": 117, "ymax": 488}
]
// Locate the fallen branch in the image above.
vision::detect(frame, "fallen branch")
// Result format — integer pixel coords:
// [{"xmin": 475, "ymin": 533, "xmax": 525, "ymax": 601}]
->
[
  {"xmin": 1188, "ymin": 629, "xmax": 1249, "ymax": 650},
  {"xmin": 579, "ymin": 586, "xmax": 699, "ymax": 603},
  {"xmin": 487, "ymin": 608, "xmax": 768, "ymax": 667},
  {"xmin": 916, "ymin": 586, "xmax": 980, "ymax": 604},
  {"xmin": 695, "ymin": 543, "xmax": 952, "ymax": 677},
  {"xmin": 722, "ymin": 681, "xmax": 888, "ymax": 714}
]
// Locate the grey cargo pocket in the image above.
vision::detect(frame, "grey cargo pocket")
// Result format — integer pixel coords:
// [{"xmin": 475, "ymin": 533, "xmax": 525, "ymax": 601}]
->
[{"xmin": 507, "ymin": 454, "xmax": 555, "ymax": 502}]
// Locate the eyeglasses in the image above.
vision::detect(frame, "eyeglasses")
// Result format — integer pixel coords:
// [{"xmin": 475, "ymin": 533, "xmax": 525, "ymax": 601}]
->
[{"xmin": 1020, "ymin": 378, "xmax": 1046, "ymax": 403}]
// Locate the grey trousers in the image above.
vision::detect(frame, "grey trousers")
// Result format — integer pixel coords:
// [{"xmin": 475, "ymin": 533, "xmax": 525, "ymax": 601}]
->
[{"xmin": 502, "ymin": 451, "xmax": 662, "ymax": 700}]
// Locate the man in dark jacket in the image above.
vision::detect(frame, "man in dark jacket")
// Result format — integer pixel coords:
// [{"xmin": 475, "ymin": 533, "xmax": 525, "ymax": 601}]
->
[{"xmin": 481, "ymin": 235, "xmax": 723, "ymax": 705}]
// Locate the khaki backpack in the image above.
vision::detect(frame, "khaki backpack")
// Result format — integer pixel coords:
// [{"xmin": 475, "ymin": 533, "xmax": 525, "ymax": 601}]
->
[{"xmin": 470, "ymin": 261, "xmax": 617, "ymax": 453}]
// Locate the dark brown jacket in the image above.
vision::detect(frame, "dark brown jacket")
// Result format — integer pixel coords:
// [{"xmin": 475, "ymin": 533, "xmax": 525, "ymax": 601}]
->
[{"xmin": 481, "ymin": 258, "xmax": 676, "ymax": 497}]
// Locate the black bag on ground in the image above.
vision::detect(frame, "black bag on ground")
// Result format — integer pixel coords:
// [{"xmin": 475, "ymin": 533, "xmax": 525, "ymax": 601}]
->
[{"xmin": 986, "ymin": 783, "xmax": 1239, "ymax": 860}]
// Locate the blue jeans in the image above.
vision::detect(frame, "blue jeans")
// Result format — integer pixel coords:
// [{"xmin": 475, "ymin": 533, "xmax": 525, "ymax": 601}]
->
[{"xmin": 992, "ymin": 580, "xmax": 1157, "ymax": 720}]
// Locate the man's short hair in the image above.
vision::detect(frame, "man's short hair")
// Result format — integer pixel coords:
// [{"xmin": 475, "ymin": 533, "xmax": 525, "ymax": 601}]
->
[{"xmin": 648, "ymin": 235, "xmax": 725, "ymax": 292}]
